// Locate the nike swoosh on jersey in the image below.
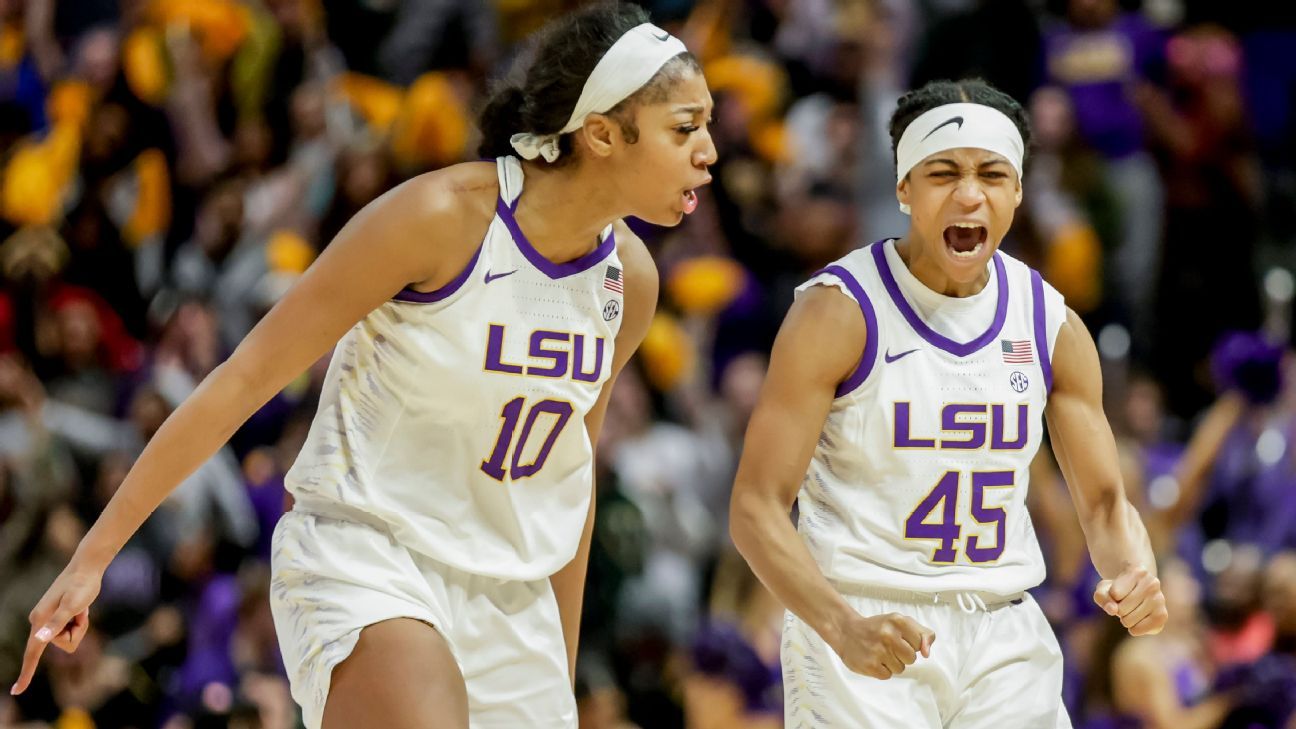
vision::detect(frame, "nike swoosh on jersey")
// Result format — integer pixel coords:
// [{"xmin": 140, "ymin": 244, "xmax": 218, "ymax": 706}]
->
[
  {"xmin": 920, "ymin": 116, "xmax": 964, "ymax": 141},
  {"xmin": 484, "ymin": 269, "xmax": 517, "ymax": 284},
  {"xmin": 884, "ymin": 348, "xmax": 919, "ymax": 363}
]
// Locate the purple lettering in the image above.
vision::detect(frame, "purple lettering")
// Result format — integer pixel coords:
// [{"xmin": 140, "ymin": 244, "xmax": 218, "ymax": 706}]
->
[
  {"xmin": 940, "ymin": 404, "xmax": 987, "ymax": 449},
  {"xmin": 572, "ymin": 334, "xmax": 605, "ymax": 383},
  {"xmin": 991, "ymin": 404, "xmax": 1028, "ymax": 450},
  {"xmin": 894, "ymin": 402, "xmax": 936, "ymax": 448},
  {"xmin": 511, "ymin": 400, "xmax": 575, "ymax": 478},
  {"xmin": 484, "ymin": 324, "xmax": 524, "ymax": 374},
  {"xmin": 527, "ymin": 331, "xmax": 570, "ymax": 378}
]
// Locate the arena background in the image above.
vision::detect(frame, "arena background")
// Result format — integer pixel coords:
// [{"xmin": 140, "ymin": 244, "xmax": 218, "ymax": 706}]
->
[{"xmin": 2, "ymin": 0, "xmax": 1296, "ymax": 727}]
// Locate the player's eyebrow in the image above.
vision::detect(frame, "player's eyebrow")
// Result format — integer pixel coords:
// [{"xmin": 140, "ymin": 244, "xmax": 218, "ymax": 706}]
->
[{"xmin": 672, "ymin": 104, "xmax": 708, "ymax": 116}]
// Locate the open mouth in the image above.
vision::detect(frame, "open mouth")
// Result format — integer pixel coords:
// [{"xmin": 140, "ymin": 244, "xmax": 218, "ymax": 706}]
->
[
  {"xmin": 943, "ymin": 223, "xmax": 987, "ymax": 259},
  {"xmin": 682, "ymin": 189, "xmax": 699, "ymax": 214}
]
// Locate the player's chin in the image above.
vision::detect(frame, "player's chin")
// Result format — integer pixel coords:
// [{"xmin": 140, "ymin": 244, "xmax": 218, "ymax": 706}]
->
[{"xmin": 639, "ymin": 207, "xmax": 686, "ymax": 227}]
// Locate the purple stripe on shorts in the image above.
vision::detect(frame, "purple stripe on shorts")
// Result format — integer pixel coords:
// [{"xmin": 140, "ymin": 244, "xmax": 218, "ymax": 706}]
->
[
  {"xmin": 870, "ymin": 241, "xmax": 1007, "ymax": 357},
  {"xmin": 496, "ymin": 196, "xmax": 616, "ymax": 279},
  {"xmin": 814, "ymin": 265, "xmax": 879, "ymax": 398},
  {"xmin": 1030, "ymin": 269, "xmax": 1053, "ymax": 392},
  {"xmin": 392, "ymin": 242, "xmax": 483, "ymax": 303}
]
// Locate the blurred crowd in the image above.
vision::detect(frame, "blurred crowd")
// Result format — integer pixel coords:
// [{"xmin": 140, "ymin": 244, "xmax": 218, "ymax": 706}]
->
[{"xmin": 2, "ymin": 0, "xmax": 1296, "ymax": 727}]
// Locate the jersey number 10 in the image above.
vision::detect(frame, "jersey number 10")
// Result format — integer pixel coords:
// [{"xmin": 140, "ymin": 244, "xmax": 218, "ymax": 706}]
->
[
  {"xmin": 480, "ymin": 397, "xmax": 575, "ymax": 481},
  {"xmin": 904, "ymin": 470, "xmax": 1013, "ymax": 564}
]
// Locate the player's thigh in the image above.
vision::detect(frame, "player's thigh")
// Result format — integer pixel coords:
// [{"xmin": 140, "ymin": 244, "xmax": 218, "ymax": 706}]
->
[
  {"xmin": 951, "ymin": 596, "xmax": 1069, "ymax": 729},
  {"xmin": 322, "ymin": 617, "xmax": 467, "ymax": 729},
  {"xmin": 781, "ymin": 610, "xmax": 945, "ymax": 729}
]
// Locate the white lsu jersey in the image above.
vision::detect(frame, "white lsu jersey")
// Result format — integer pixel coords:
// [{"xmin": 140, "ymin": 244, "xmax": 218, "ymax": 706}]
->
[
  {"xmin": 795, "ymin": 239, "xmax": 1066, "ymax": 597},
  {"xmin": 283, "ymin": 156, "xmax": 623, "ymax": 581}
]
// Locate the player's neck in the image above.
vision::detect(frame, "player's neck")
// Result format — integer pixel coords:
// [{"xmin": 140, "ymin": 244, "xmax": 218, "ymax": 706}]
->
[
  {"xmin": 513, "ymin": 160, "xmax": 620, "ymax": 263},
  {"xmin": 893, "ymin": 236, "xmax": 990, "ymax": 298}
]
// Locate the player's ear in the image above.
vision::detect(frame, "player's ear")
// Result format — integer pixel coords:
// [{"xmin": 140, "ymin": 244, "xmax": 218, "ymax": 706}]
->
[
  {"xmin": 896, "ymin": 175, "xmax": 911, "ymax": 208},
  {"xmin": 581, "ymin": 113, "xmax": 617, "ymax": 158}
]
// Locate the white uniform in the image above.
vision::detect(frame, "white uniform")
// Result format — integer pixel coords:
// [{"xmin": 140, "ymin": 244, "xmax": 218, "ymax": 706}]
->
[
  {"xmin": 783, "ymin": 239, "xmax": 1072, "ymax": 728},
  {"xmin": 270, "ymin": 156, "xmax": 623, "ymax": 728}
]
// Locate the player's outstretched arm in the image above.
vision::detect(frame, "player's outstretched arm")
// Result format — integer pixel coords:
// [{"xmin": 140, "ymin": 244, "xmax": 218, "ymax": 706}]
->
[
  {"xmin": 12, "ymin": 168, "xmax": 486, "ymax": 695},
  {"xmin": 552, "ymin": 221, "xmax": 659, "ymax": 685},
  {"xmin": 730, "ymin": 285, "xmax": 934, "ymax": 680},
  {"xmin": 1045, "ymin": 307, "xmax": 1167, "ymax": 636}
]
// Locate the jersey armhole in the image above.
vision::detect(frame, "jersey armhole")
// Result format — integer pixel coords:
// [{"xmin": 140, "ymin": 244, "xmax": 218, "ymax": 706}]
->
[
  {"xmin": 804, "ymin": 265, "xmax": 879, "ymax": 398},
  {"xmin": 1029, "ymin": 269, "xmax": 1054, "ymax": 392},
  {"xmin": 391, "ymin": 241, "xmax": 484, "ymax": 304}
]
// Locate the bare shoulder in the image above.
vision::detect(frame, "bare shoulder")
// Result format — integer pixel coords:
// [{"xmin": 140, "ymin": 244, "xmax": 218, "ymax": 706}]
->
[
  {"xmin": 785, "ymin": 279, "xmax": 870, "ymax": 350},
  {"xmin": 611, "ymin": 220, "xmax": 658, "ymax": 304},
  {"xmin": 1050, "ymin": 307, "xmax": 1101, "ymax": 396},
  {"xmin": 610, "ymin": 220, "xmax": 658, "ymax": 349},
  {"xmin": 383, "ymin": 161, "xmax": 499, "ymax": 292},
  {"xmin": 770, "ymin": 281, "xmax": 869, "ymax": 387}
]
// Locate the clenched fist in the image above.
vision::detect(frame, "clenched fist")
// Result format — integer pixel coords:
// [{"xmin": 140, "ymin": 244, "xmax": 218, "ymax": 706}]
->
[
  {"xmin": 1094, "ymin": 564, "xmax": 1167, "ymax": 636},
  {"xmin": 829, "ymin": 612, "xmax": 936, "ymax": 680}
]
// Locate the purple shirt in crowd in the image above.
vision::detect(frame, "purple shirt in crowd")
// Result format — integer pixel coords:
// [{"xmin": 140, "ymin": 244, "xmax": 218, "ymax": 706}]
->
[{"xmin": 1043, "ymin": 13, "xmax": 1166, "ymax": 159}]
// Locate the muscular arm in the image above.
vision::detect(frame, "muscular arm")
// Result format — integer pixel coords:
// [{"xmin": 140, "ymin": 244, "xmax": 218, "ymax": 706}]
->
[
  {"xmin": 550, "ymin": 222, "xmax": 658, "ymax": 684},
  {"xmin": 730, "ymin": 285, "xmax": 934, "ymax": 680},
  {"xmin": 1046, "ymin": 308, "xmax": 1166, "ymax": 635},
  {"xmin": 13, "ymin": 168, "xmax": 487, "ymax": 692},
  {"xmin": 729, "ymin": 285, "xmax": 866, "ymax": 646}
]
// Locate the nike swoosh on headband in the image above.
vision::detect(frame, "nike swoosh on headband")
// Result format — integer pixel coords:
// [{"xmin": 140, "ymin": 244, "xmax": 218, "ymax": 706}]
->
[
  {"xmin": 652, "ymin": 30, "xmax": 670, "ymax": 41},
  {"xmin": 921, "ymin": 116, "xmax": 964, "ymax": 141}
]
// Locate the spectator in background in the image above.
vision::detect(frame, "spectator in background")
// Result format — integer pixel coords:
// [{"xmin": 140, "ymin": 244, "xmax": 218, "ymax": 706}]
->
[
  {"xmin": 1087, "ymin": 559, "xmax": 1235, "ymax": 729},
  {"xmin": 1042, "ymin": 0, "xmax": 1167, "ymax": 350},
  {"xmin": 1142, "ymin": 25, "xmax": 1264, "ymax": 418}
]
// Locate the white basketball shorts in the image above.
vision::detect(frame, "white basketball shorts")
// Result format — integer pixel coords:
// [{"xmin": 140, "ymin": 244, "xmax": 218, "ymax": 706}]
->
[
  {"xmin": 782, "ymin": 585, "xmax": 1071, "ymax": 729},
  {"xmin": 269, "ymin": 508, "xmax": 576, "ymax": 729}
]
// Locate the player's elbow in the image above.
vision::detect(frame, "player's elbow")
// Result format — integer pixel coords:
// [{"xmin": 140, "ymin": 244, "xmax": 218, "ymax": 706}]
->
[{"xmin": 728, "ymin": 483, "xmax": 780, "ymax": 558}]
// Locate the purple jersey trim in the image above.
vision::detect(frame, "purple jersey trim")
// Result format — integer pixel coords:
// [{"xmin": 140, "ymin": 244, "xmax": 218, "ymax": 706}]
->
[
  {"xmin": 496, "ymin": 196, "xmax": 616, "ymax": 279},
  {"xmin": 814, "ymin": 265, "xmax": 879, "ymax": 398},
  {"xmin": 870, "ymin": 241, "xmax": 1008, "ymax": 357},
  {"xmin": 1030, "ymin": 269, "xmax": 1054, "ymax": 392},
  {"xmin": 392, "ymin": 242, "xmax": 483, "ymax": 303}
]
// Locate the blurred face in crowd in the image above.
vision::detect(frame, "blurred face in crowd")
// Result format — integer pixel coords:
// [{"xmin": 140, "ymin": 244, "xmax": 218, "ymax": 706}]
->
[
  {"xmin": 1263, "ymin": 552, "xmax": 1296, "ymax": 636},
  {"xmin": 1160, "ymin": 559, "xmax": 1202, "ymax": 626},
  {"xmin": 600, "ymin": 67, "xmax": 716, "ymax": 226},
  {"xmin": 129, "ymin": 388, "xmax": 171, "ymax": 438},
  {"xmin": 75, "ymin": 27, "xmax": 121, "ymax": 93},
  {"xmin": 720, "ymin": 352, "xmax": 768, "ymax": 426},
  {"xmin": 897, "ymin": 147, "xmax": 1023, "ymax": 287},
  {"xmin": 197, "ymin": 182, "xmax": 246, "ymax": 258},
  {"xmin": 1068, "ymin": 0, "xmax": 1119, "ymax": 28},
  {"xmin": 1030, "ymin": 86, "xmax": 1075, "ymax": 152},
  {"xmin": 56, "ymin": 299, "xmax": 103, "ymax": 367},
  {"xmin": 291, "ymin": 84, "xmax": 327, "ymax": 140}
]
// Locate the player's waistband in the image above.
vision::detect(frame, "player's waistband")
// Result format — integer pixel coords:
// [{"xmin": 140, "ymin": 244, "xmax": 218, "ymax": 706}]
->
[{"xmin": 830, "ymin": 580, "xmax": 1025, "ymax": 613}]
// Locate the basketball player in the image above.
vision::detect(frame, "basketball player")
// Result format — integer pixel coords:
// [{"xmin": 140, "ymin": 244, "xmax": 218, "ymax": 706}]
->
[
  {"xmin": 729, "ymin": 78, "xmax": 1166, "ymax": 727},
  {"xmin": 12, "ymin": 5, "xmax": 716, "ymax": 727}
]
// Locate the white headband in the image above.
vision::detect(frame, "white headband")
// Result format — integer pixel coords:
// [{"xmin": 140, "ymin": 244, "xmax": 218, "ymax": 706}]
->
[
  {"xmin": 895, "ymin": 102, "xmax": 1024, "ymax": 215},
  {"xmin": 509, "ymin": 23, "xmax": 688, "ymax": 163}
]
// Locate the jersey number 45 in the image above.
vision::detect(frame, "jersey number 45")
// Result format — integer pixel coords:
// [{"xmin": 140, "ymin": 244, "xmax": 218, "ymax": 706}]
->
[{"xmin": 904, "ymin": 470, "xmax": 1013, "ymax": 564}]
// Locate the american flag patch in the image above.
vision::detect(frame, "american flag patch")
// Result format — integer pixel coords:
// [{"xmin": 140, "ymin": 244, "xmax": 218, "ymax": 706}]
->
[
  {"xmin": 1001, "ymin": 339, "xmax": 1033, "ymax": 364},
  {"xmin": 604, "ymin": 265, "xmax": 624, "ymax": 294}
]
